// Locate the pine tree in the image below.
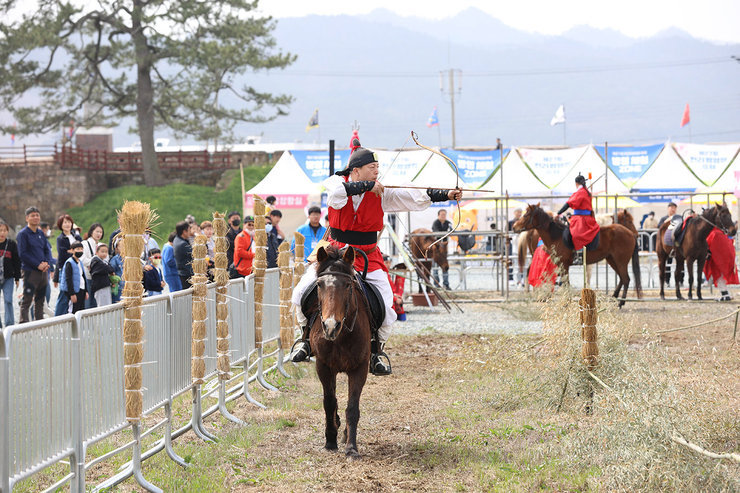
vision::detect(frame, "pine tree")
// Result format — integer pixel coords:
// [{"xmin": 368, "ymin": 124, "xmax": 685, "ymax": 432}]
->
[{"xmin": 0, "ymin": 0, "xmax": 295, "ymax": 186}]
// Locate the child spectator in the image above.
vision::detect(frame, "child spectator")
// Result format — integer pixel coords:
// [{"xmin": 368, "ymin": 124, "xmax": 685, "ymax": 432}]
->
[
  {"xmin": 0, "ymin": 221, "xmax": 21, "ymax": 327},
  {"xmin": 59, "ymin": 241, "xmax": 88, "ymax": 313},
  {"xmin": 143, "ymin": 248, "xmax": 165, "ymax": 297},
  {"xmin": 89, "ymin": 243, "xmax": 115, "ymax": 307},
  {"xmin": 109, "ymin": 240, "xmax": 124, "ymax": 303},
  {"xmin": 384, "ymin": 255, "xmax": 406, "ymax": 322},
  {"xmin": 200, "ymin": 220, "xmax": 215, "ymax": 258}
]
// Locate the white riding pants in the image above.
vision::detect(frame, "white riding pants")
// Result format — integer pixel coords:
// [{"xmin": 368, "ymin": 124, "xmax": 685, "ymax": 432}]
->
[{"xmin": 291, "ymin": 263, "xmax": 396, "ymax": 343}]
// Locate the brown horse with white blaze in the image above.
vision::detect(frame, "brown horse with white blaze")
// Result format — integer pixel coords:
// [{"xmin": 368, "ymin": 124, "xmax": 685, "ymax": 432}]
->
[
  {"xmin": 513, "ymin": 203, "xmax": 639, "ymax": 306},
  {"xmin": 310, "ymin": 246, "xmax": 373, "ymax": 458}
]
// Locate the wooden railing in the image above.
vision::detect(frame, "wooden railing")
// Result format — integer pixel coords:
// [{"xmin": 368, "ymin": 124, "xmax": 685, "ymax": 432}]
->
[{"xmin": 0, "ymin": 144, "xmax": 234, "ymax": 170}]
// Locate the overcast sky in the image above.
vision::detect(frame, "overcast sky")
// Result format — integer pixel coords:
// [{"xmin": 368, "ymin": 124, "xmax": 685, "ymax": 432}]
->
[{"xmin": 258, "ymin": 0, "xmax": 740, "ymax": 44}]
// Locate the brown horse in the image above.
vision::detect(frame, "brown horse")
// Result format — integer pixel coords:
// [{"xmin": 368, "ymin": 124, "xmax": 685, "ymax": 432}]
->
[
  {"xmin": 513, "ymin": 204, "xmax": 639, "ymax": 305},
  {"xmin": 517, "ymin": 210, "xmax": 642, "ymax": 297},
  {"xmin": 409, "ymin": 228, "xmax": 449, "ymax": 291},
  {"xmin": 656, "ymin": 203, "xmax": 734, "ymax": 300},
  {"xmin": 311, "ymin": 246, "xmax": 372, "ymax": 458}
]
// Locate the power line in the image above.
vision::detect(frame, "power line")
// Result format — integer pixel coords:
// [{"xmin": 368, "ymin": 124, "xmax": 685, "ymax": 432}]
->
[{"xmin": 265, "ymin": 56, "xmax": 734, "ymax": 78}]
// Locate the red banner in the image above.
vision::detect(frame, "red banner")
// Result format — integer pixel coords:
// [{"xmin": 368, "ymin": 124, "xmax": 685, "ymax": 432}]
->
[{"xmin": 244, "ymin": 194, "xmax": 308, "ymax": 210}]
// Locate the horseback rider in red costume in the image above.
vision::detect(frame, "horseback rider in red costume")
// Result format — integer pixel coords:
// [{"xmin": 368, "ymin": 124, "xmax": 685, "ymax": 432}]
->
[{"xmin": 557, "ymin": 174, "xmax": 600, "ymax": 250}]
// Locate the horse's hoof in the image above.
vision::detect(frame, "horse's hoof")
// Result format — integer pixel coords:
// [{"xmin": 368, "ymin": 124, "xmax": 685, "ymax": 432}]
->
[
  {"xmin": 345, "ymin": 449, "xmax": 361, "ymax": 460},
  {"xmin": 660, "ymin": 294, "xmax": 665, "ymax": 300},
  {"xmin": 324, "ymin": 442, "xmax": 338, "ymax": 451}
]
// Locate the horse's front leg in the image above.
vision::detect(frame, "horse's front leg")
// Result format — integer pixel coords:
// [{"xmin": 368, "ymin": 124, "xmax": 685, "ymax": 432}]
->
[
  {"xmin": 658, "ymin": 255, "xmax": 666, "ymax": 300},
  {"xmin": 686, "ymin": 258, "xmax": 695, "ymax": 300},
  {"xmin": 316, "ymin": 360, "xmax": 339, "ymax": 451},
  {"xmin": 344, "ymin": 364, "xmax": 369, "ymax": 459},
  {"xmin": 674, "ymin": 258, "xmax": 684, "ymax": 300},
  {"xmin": 696, "ymin": 256, "xmax": 705, "ymax": 300}
]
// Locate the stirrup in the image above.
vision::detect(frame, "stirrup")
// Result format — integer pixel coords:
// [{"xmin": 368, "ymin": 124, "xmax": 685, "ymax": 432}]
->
[
  {"xmin": 290, "ymin": 339, "xmax": 311, "ymax": 362},
  {"xmin": 370, "ymin": 351, "xmax": 392, "ymax": 376}
]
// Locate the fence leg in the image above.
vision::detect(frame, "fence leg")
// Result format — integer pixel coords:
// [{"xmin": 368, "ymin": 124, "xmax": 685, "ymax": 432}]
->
[
  {"xmin": 733, "ymin": 310, "xmax": 739, "ymax": 342},
  {"xmin": 277, "ymin": 347, "xmax": 291, "ymax": 378},
  {"xmin": 164, "ymin": 402, "xmax": 189, "ymax": 468},
  {"xmin": 218, "ymin": 383, "xmax": 246, "ymax": 425},
  {"xmin": 0, "ymin": 339, "xmax": 9, "ymax": 493},
  {"xmin": 256, "ymin": 347, "xmax": 278, "ymax": 392},
  {"xmin": 131, "ymin": 423, "xmax": 163, "ymax": 493},
  {"xmin": 242, "ymin": 360, "xmax": 266, "ymax": 409},
  {"xmin": 191, "ymin": 386, "xmax": 217, "ymax": 442}
]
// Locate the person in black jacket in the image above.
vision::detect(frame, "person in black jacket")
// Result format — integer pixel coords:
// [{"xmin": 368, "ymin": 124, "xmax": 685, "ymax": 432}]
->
[
  {"xmin": 173, "ymin": 221, "xmax": 193, "ymax": 289},
  {"xmin": 53, "ymin": 214, "xmax": 82, "ymax": 316},
  {"xmin": 89, "ymin": 243, "xmax": 115, "ymax": 307},
  {"xmin": 0, "ymin": 221, "xmax": 21, "ymax": 327},
  {"xmin": 143, "ymin": 248, "xmax": 165, "ymax": 296},
  {"xmin": 265, "ymin": 215, "xmax": 282, "ymax": 268},
  {"xmin": 226, "ymin": 211, "xmax": 241, "ymax": 278}
]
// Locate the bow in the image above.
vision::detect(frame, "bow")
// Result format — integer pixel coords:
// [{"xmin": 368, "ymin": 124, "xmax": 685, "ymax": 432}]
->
[{"xmin": 411, "ymin": 130, "xmax": 462, "ymax": 256}]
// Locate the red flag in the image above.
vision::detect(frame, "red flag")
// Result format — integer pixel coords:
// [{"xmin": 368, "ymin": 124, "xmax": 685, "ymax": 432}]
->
[{"xmin": 680, "ymin": 103, "xmax": 690, "ymax": 127}]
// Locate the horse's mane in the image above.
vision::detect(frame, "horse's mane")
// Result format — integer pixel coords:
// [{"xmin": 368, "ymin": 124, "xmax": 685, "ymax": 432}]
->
[
  {"xmin": 316, "ymin": 246, "xmax": 354, "ymax": 276},
  {"xmin": 533, "ymin": 207, "xmax": 564, "ymax": 238}
]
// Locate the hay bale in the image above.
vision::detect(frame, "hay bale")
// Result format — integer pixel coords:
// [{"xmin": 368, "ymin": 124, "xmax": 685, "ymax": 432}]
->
[
  {"xmin": 213, "ymin": 212, "xmax": 231, "ymax": 380},
  {"xmin": 124, "ymin": 343, "xmax": 144, "ymax": 365},
  {"xmin": 125, "ymin": 365, "xmax": 142, "ymax": 389},
  {"xmin": 253, "ymin": 195, "xmax": 265, "ymax": 216},
  {"xmin": 125, "ymin": 391, "xmax": 142, "ymax": 421}
]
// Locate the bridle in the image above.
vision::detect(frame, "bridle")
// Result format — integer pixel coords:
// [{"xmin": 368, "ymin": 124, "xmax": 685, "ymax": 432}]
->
[
  {"xmin": 697, "ymin": 207, "xmax": 733, "ymax": 235},
  {"xmin": 316, "ymin": 268, "xmax": 360, "ymax": 335}
]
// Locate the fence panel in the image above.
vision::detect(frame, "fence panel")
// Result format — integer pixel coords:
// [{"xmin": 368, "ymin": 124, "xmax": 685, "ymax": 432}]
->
[
  {"xmin": 226, "ymin": 278, "xmax": 247, "ymax": 363},
  {"xmin": 77, "ymin": 305, "xmax": 126, "ymax": 445},
  {"xmin": 141, "ymin": 294, "xmax": 172, "ymax": 414},
  {"xmin": 170, "ymin": 290, "xmax": 194, "ymax": 397},
  {"xmin": 4, "ymin": 317, "xmax": 76, "ymax": 487},
  {"xmin": 263, "ymin": 269, "xmax": 280, "ymax": 341},
  {"xmin": 204, "ymin": 285, "xmax": 218, "ymax": 378}
]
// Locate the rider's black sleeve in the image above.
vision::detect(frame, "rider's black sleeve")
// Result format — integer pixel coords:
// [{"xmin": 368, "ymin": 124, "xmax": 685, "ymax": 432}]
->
[
  {"xmin": 426, "ymin": 188, "xmax": 450, "ymax": 202},
  {"xmin": 343, "ymin": 180, "xmax": 375, "ymax": 196},
  {"xmin": 557, "ymin": 203, "xmax": 569, "ymax": 215}
]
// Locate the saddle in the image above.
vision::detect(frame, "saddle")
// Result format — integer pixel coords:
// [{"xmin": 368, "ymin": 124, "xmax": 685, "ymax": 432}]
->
[
  {"xmin": 562, "ymin": 226, "xmax": 600, "ymax": 252},
  {"xmin": 664, "ymin": 217, "xmax": 686, "ymax": 248},
  {"xmin": 300, "ymin": 273, "xmax": 386, "ymax": 336}
]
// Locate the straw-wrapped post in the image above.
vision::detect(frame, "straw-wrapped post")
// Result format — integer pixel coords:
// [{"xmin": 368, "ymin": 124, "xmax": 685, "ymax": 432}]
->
[
  {"xmin": 278, "ymin": 242, "xmax": 294, "ymax": 350},
  {"xmin": 213, "ymin": 212, "xmax": 231, "ymax": 380},
  {"xmin": 293, "ymin": 232, "xmax": 306, "ymax": 283},
  {"xmin": 119, "ymin": 200, "xmax": 157, "ymax": 423},
  {"xmin": 191, "ymin": 235, "xmax": 209, "ymax": 384},
  {"xmin": 253, "ymin": 195, "xmax": 267, "ymax": 347},
  {"xmin": 579, "ymin": 288, "xmax": 598, "ymax": 370}
]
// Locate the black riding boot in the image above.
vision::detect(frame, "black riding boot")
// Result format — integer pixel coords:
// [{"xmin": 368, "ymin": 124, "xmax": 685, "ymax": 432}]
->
[
  {"xmin": 370, "ymin": 340, "xmax": 392, "ymax": 376},
  {"xmin": 290, "ymin": 325, "xmax": 311, "ymax": 362}
]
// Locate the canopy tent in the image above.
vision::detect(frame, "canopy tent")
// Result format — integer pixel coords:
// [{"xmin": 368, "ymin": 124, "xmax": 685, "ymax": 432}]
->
[
  {"xmin": 672, "ymin": 142, "xmax": 740, "ymax": 189},
  {"xmin": 629, "ymin": 144, "xmax": 702, "ymax": 202},
  {"xmin": 553, "ymin": 146, "xmax": 630, "ymax": 195},
  {"xmin": 594, "ymin": 143, "xmax": 666, "ymax": 189},
  {"xmin": 439, "ymin": 148, "xmax": 509, "ymax": 189}
]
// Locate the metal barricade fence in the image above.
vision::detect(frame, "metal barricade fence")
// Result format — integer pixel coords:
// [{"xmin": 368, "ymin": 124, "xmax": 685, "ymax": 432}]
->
[
  {"xmin": 2, "ymin": 316, "xmax": 78, "ymax": 492},
  {"xmin": 262, "ymin": 269, "xmax": 281, "ymax": 342},
  {"xmin": 77, "ymin": 305, "xmax": 127, "ymax": 446},
  {"xmin": 169, "ymin": 289, "xmax": 194, "ymax": 398},
  {"xmin": 204, "ymin": 284, "xmax": 218, "ymax": 378},
  {"xmin": 140, "ymin": 294, "xmax": 172, "ymax": 415},
  {"xmin": 0, "ymin": 273, "xmax": 282, "ymax": 492}
]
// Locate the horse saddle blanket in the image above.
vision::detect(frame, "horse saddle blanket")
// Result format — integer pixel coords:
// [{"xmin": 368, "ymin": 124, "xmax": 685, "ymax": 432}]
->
[
  {"xmin": 300, "ymin": 274, "xmax": 386, "ymax": 332},
  {"xmin": 563, "ymin": 226, "xmax": 600, "ymax": 251}
]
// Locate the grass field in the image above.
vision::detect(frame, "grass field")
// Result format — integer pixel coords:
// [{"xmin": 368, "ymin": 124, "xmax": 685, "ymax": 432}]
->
[{"xmin": 64, "ymin": 165, "xmax": 270, "ymax": 245}]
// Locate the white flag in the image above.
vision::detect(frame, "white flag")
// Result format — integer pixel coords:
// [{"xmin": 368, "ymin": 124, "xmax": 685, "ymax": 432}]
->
[{"xmin": 550, "ymin": 104, "xmax": 565, "ymax": 126}]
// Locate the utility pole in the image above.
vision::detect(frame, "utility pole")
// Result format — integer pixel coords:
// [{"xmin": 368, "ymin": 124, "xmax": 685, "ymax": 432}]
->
[{"xmin": 440, "ymin": 69, "xmax": 462, "ymax": 148}]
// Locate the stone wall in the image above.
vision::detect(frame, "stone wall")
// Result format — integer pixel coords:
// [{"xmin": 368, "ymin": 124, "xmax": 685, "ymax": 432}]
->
[{"xmin": 0, "ymin": 151, "xmax": 276, "ymax": 232}]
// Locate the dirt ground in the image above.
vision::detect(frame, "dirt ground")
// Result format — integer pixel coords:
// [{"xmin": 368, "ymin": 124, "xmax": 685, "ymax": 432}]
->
[{"xmin": 18, "ymin": 299, "xmax": 740, "ymax": 492}]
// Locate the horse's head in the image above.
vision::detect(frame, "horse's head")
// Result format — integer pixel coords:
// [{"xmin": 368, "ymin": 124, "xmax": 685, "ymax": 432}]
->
[
  {"xmin": 315, "ymin": 246, "xmax": 359, "ymax": 341},
  {"xmin": 429, "ymin": 240, "xmax": 449, "ymax": 269},
  {"xmin": 513, "ymin": 203, "xmax": 547, "ymax": 232},
  {"xmin": 711, "ymin": 202, "xmax": 735, "ymax": 233},
  {"xmin": 618, "ymin": 209, "xmax": 638, "ymax": 236}
]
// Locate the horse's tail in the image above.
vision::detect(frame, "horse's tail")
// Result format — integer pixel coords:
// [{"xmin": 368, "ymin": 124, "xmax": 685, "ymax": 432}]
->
[
  {"xmin": 517, "ymin": 231, "xmax": 529, "ymax": 272},
  {"xmin": 632, "ymin": 243, "xmax": 643, "ymax": 299}
]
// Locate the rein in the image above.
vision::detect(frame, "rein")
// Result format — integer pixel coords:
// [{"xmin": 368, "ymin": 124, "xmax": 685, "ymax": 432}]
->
[
  {"xmin": 697, "ymin": 212, "xmax": 730, "ymax": 234},
  {"xmin": 316, "ymin": 268, "xmax": 360, "ymax": 334}
]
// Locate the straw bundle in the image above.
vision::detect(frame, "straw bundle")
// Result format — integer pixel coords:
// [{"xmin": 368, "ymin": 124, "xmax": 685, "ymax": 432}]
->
[
  {"xmin": 293, "ymin": 232, "xmax": 305, "ymax": 282},
  {"xmin": 579, "ymin": 288, "xmax": 599, "ymax": 370},
  {"xmin": 191, "ymin": 235, "xmax": 208, "ymax": 384},
  {"xmin": 253, "ymin": 195, "xmax": 267, "ymax": 347},
  {"xmin": 278, "ymin": 243, "xmax": 294, "ymax": 349},
  {"xmin": 213, "ymin": 211, "xmax": 232, "ymax": 380},
  {"xmin": 119, "ymin": 200, "xmax": 156, "ymax": 423}
]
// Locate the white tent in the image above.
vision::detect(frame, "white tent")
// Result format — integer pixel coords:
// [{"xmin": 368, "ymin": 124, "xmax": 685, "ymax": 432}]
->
[
  {"xmin": 629, "ymin": 145, "xmax": 701, "ymax": 194},
  {"xmin": 554, "ymin": 146, "xmax": 630, "ymax": 196}
]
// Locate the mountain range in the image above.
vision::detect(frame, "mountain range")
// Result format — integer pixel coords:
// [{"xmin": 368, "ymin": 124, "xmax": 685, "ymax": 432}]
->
[{"xmin": 29, "ymin": 7, "xmax": 740, "ymax": 149}]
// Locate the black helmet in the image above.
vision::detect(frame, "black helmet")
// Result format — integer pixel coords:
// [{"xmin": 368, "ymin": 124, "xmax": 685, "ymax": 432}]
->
[{"xmin": 575, "ymin": 173, "xmax": 587, "ymax": 186}]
